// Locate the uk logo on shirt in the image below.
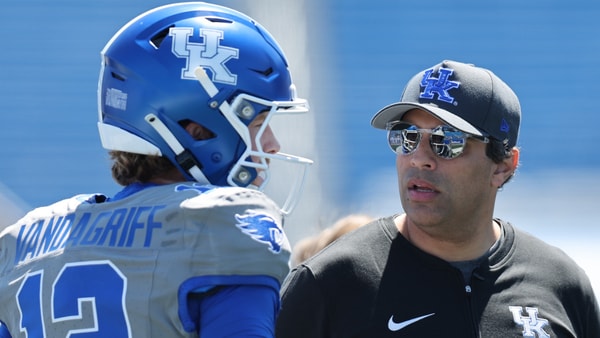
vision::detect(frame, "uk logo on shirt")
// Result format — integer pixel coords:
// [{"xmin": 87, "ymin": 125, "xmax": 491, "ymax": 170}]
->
[
  {"xmin": 235, "ymin": 211, "xmax": 284, "ymax": 254},
  {"xmin": 170, "ymin": 27, "xmax": 239, "ymax": 84},
  {"xmin": 508, "ymin": 306, "xmax": 550, "ymax": 338}
]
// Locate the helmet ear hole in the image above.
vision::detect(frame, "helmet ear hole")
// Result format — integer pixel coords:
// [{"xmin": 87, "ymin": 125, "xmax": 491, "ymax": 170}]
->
[{"xmin": 178, "ymin": 120, "xmax": 216, "ymax": 141}]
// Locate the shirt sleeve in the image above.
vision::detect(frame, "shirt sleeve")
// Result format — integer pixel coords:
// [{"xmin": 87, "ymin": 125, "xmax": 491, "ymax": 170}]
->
[
  {"xmin": 0, "ymin": 322, "xmax": 11, "ymax": 338},
  {"xmin": 276, "ymin": 265, "xmax": 328, "ymax": 338},
  {"xmin": 193, "ymin": 284, "xmax": 280, "ymax": 337},
  {"xmin": 583, "ymin": 287, "xmax": 600, "ymax": 336}
]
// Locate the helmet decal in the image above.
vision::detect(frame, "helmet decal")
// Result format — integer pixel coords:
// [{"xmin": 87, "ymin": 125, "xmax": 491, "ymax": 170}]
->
[
  {"xmin": 105, "ymin": 88, "xmax": 128, "ymax": 111},
  {"xmin": 170, "ymin": 27, "xmax": 239, "ymax": 84}
]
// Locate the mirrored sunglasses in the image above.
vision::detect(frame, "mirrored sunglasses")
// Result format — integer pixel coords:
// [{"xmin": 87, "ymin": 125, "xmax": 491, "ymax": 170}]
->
[{"xmin": 386, "ymin": 121, "xmax": 489, "ymax": 159}]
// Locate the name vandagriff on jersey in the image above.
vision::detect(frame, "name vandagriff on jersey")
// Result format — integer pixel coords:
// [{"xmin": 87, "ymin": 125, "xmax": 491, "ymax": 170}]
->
[{"xmin": 14, "ymin": 196, "xmax": 165, "ymax": 265}]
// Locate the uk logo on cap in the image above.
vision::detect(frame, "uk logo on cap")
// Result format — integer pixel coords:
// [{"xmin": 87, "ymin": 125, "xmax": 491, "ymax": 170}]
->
[{"xmin": 419, "ymin": 68, "xmax": 460, "ymax": 104}]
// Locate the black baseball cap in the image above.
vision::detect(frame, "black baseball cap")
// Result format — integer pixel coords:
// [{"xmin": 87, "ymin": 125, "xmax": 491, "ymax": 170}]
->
[{"xmin": 371, "ymin": 60, "xmax": 521, "ymax": 148}]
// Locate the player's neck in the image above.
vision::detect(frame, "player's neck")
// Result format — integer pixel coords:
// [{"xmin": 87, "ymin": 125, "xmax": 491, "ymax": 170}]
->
[{"xmin": 148, "ymin": 168, "xmax": 187, "ymax": 185}]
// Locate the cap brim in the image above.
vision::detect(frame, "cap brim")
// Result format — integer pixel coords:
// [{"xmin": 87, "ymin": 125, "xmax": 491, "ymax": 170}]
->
[{"xmin": 370, "ymin": 102, "xmax": 484, "ymax": 137}]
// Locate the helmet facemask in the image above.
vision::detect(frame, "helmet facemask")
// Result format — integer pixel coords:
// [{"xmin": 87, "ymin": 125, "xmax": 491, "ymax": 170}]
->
[{"xmin": 195, "ymin": 67, "xmax": 312, "ymax": 215}]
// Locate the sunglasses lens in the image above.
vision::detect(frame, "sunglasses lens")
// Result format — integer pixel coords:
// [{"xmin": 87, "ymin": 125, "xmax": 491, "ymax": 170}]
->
[
  {"xmin": 388, "ymin": 130, "xmax": 402, "ymax": 153},
  {"xmin": 386, "ymin": 123, "xmax": 468, "ymax": 159},
  {"xmin": 401, "ymin": 127, "xmax": 420, "ymax": 154},
  {"xmin": 387, "ymin": 123, "xmax": 419, "ymax": 154},
  {"xmin": 430, "ymin": 126, "xmax": 467, "ymax": 159}
]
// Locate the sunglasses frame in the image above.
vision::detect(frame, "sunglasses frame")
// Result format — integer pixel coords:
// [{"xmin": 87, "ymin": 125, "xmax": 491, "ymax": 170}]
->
[{"xmin": 386, "ymin": 121, "xmax": 489, "ymax": 159}]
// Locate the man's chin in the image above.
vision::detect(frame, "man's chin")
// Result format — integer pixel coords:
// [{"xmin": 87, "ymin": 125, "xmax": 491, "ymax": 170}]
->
[
  {"xmin": 250, "ymin": 170, "xmax": 267, "ymax": 188},
  {"xmin": 250, "ymin": 178, "xmax": 264, "ymax": 189}
]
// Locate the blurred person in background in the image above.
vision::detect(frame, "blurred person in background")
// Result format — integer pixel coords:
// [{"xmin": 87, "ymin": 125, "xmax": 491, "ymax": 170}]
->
[{"xmin": 291, "ymin": 213, "xmax": 373, "ymax": 266}]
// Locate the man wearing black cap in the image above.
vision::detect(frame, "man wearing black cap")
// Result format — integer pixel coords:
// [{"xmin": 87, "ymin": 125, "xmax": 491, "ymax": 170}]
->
[{"xmin": 276, "ymin": 60, "xmax": 600, "ymax": 337}]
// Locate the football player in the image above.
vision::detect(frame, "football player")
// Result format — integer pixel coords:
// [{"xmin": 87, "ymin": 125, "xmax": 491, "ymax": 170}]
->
[{"xmin": 0, "ymin": 2, "xmax": 311, "ymax": 337}]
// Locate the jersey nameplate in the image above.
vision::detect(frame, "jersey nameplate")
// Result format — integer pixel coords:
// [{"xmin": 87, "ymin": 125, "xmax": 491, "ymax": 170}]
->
[{"xmin": 15, "ymin": 205, "xmax": 166, "ymax": 265}]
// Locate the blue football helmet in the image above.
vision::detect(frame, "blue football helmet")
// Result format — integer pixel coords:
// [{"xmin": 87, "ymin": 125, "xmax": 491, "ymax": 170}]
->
[{"xmin": 98, "ymin": 2, "xmax": 312, "ymax": 213}]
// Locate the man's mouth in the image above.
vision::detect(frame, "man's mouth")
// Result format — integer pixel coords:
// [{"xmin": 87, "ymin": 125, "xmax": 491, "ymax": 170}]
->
[{"xmin": 410, "ymin": 184, "xmax": 436, "ymax": 192}]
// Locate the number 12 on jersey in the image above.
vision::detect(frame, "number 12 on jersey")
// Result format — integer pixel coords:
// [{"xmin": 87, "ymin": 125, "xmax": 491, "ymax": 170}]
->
[{"xmin": 16, "ymin": 260, "xmax": 132, "ymax": 337}]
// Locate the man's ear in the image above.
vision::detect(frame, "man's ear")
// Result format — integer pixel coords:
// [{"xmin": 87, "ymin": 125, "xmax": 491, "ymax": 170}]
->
[{"xmin": 492, "ymin": 147, "xmax": 519, "ymax": 188}]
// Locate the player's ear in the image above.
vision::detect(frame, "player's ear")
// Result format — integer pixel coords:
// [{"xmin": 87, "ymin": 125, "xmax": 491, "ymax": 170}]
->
[{"xmin": 491, "ymin": 147, "xmax": 519, "ymax": 188}]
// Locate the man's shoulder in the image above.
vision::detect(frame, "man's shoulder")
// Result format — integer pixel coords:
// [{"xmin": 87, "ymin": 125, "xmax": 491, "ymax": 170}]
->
[
  {"xmin": 503, "ymin": 221, "xmax": 590, "ymax": 278},
  {"xmin": 508, "ymin": 222, "xmax": 570, "ymax": 257},
  {"xmin": 302, "ymin": 218, "xmax": 391, "ymax": 272}
]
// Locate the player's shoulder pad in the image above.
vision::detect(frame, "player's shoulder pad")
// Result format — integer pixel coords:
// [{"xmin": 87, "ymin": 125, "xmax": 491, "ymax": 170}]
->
[
  {"xmin": 177, "ymin": 185, "xmax": 287, "ymax": 256},
  {"xmin": 15, "ymin": 194, "xmax": 104, "ymax": 225},
  {"xmin": 178, "ymin": 185, "xmax": 278, "ymax": 211}
]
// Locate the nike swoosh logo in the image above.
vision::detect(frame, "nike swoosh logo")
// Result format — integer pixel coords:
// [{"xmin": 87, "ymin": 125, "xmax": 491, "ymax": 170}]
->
[{"xmin": 388, "ymin": 313, "xmax": 435, "ymax": 331}]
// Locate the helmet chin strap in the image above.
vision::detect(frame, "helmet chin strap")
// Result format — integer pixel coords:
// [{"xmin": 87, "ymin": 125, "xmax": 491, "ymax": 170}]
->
[{"xmin": 144, "ymin": 114, "xmax": 209, "ymax": 184}]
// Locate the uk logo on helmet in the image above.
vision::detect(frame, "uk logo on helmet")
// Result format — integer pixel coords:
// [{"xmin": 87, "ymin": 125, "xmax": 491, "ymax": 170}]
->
[
  {"xmin": 170, "ymin": 27, "xmax": 239, "ymax": 84},
  {"xmin": 419, "ymin": 67, "xmax": 460, "ymax": 104}
]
